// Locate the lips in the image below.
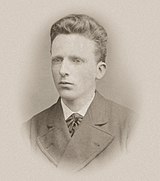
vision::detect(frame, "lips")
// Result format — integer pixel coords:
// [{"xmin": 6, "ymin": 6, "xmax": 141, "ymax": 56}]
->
[{"xmin": 59, "ymin": 81, "xmax": 74, "ymax": 85}]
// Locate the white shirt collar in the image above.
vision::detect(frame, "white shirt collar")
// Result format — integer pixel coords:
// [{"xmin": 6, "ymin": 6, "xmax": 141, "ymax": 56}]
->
[{"xmin": 61, "ymin": 93, "xmax": 95, "ymax": 120}]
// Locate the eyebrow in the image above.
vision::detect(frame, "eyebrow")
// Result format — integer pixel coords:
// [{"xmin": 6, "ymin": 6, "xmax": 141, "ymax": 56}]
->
[
  {"xmin": 68, "ymin": 55, "xmax": 86, "ymax": 62},
  {"xmin": 51, "ymin": 55, "xmax": 87, "ymax": 62},
  {"xmin": 51, "ymin": 55, "xmax": 63, "ymax": 60}
]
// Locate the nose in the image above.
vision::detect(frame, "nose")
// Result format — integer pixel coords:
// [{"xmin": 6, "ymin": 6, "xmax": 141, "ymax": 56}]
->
[{"xmin": 59, "ymin": 58, "xmax": 69, "ymax": 77}]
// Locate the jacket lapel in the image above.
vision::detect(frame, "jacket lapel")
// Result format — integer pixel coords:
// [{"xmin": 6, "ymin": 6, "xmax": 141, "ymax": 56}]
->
[
  {"xmin": 37, "ymin": 92, "xmax": 114, "ymax": 170},
  {"xmin": 37, "ymin": 98, "xmax": 71, "ymax": 166},
  {"xmin": 58, "ymin": 92, "xmax": 114, "ymax": 171}
]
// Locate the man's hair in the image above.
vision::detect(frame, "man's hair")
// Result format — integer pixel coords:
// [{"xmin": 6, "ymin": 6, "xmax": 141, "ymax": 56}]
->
[{"xmin": 50, "ymin": 14, "xmax": 108, "ymax": 63}]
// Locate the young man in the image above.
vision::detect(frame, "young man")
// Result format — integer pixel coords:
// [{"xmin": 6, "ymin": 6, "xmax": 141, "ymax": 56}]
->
[{"xmin": 28, "ymin": 14, "xmax": 134, "ymax": 171}]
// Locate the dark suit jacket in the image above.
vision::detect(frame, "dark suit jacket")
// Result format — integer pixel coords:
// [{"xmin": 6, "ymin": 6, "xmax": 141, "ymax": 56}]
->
[{"xmin": 27, "ymin": 91, "xmax": 134, "ymax": 171}]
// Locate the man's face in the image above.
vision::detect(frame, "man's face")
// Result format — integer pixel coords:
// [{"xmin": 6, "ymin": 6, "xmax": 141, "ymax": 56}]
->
[{"xmin": 51, "ymin": 34, "xmax": 105, "ymax": 101}]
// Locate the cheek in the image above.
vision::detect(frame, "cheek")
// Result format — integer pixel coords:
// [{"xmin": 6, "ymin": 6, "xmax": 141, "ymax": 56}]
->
[
  {"xmin": 51, "ymin": 67, "xmax": 59, "ymax": 80},
  {"xmin": 78, "ymin": 71, "xmax": 96, "ymax": 87},
  {"xmin": 82, "ymin": 67, "xmax": 97, "ymax": 80},
  {"xmin": 52, "ymin": 65, "xmax": 59, "ymax": 74}
]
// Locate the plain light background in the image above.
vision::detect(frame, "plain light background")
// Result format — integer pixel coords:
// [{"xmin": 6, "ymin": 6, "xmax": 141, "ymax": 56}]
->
[{"xmin": 0, "ymin": 0, "xmax": 160, "ymax": 180}]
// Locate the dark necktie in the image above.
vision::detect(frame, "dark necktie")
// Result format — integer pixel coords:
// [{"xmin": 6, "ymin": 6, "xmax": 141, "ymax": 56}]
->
[{"xmin": 66, "ymin": 113, "xmax": 83, "ymax": 137}]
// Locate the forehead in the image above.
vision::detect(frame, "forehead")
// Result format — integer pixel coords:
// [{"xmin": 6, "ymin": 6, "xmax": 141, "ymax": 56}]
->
[{"xmin": 51, "ymin": 34, "xmax": 96, "ymax": 57}]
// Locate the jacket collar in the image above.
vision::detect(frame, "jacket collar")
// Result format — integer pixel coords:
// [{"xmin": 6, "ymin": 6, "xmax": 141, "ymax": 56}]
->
[{"xmin": 37, "ymin": 91, "xmax": 114, "ymax": 171}]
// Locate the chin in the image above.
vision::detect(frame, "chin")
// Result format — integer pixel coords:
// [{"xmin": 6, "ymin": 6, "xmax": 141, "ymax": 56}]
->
[{"xmin": 59, "ymin": 90, "xmax": 78, "ymax": 101}]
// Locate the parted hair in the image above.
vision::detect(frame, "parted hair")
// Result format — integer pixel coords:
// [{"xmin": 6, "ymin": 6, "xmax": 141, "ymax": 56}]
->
[{"xmin": 50, "ymin": 14, "xmax": 108, "ymax": 62}]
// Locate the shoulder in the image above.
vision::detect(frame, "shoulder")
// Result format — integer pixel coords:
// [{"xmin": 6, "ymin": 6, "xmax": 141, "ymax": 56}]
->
[
  {"xmin": 24, "ymin": 100, "xmax": 60, "ymax": 146},
  {"xmin": 29, "ymin": 99, "xmax": 60, "ymax": 124},
  {"xmin": 102, "ymin": 93, "xmax": 135, "ymax": 126},
  {"xmin": 108, "ymin": 99, "xmax": 134, "ymax": 119},
  {"xmin": 27, "ymin": 100, "xmax": 60, "ymax": 131},
  {"xmin": 95, "ymin": 92, "xmax": 136, "ymax": 147},
  {"xmin": 96, "ymin": 91, "xmax": 133, "ymax": 118}
]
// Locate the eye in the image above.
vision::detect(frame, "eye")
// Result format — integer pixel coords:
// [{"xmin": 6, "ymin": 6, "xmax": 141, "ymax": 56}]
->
[
  {"xmin": 71, "ymin": 57, "xmax": 83, "ymax": 63},
  {"xmin": 52, "ymin": 57, "xmax": 63, "ymax": 64}
]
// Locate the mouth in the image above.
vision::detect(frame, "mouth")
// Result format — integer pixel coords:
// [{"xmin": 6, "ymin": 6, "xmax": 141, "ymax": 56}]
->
[{"xmin": 59, "ymin": 81, "xmax": 74, "ymax": 85}]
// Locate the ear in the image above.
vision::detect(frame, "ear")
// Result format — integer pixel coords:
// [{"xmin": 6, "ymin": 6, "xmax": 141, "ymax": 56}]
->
[{"xmin": 96, "ymin": 61, "xmax": 107, "ymax": 80}]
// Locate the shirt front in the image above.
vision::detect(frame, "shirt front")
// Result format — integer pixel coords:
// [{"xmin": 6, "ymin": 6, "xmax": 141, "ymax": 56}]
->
[{"xmin": 61, "ymin": 93, "xmax": 95, "ymax": 120}]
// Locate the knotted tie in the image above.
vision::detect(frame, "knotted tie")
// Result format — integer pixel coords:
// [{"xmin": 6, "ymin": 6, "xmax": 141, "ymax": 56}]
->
[{"xmin": 66, "ymin": 113, "xmax": 83, "ymax": 137}]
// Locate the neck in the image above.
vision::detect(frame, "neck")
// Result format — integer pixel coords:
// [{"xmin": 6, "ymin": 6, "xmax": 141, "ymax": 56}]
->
[{"xmin": 62, "ymin": 90, "xmax": 95, "ymax": 112}]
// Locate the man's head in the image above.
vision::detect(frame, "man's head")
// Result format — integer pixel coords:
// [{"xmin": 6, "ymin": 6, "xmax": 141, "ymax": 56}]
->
[
  {"xmin": 50, "ymin": 14, "xmax": 107, "ymax": 102},
  {"xmin": 50, "ymin": 14, "xmax": 108, "ymax": 63}
]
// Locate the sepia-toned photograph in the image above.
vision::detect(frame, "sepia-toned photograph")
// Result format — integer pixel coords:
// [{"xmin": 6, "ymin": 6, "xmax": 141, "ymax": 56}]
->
[
  {"xmin": 25, "ymin": 14, "xmax": 136, "ymax": 172},
  {"xmin": 0, "ymin": 0, "xmax": 160, "ymax": 180}
]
